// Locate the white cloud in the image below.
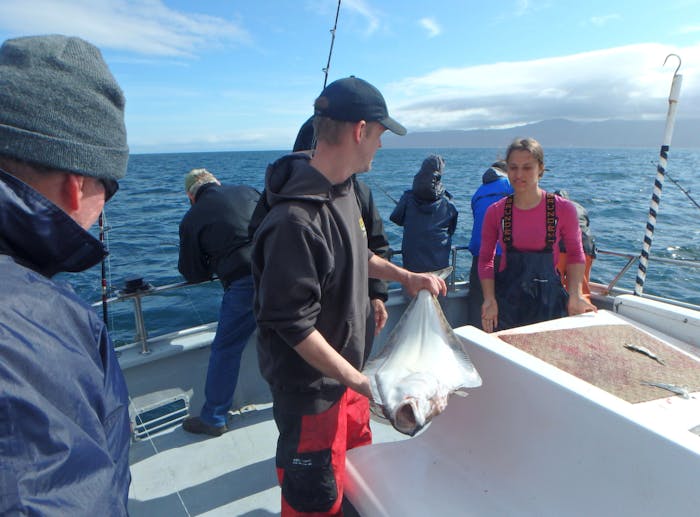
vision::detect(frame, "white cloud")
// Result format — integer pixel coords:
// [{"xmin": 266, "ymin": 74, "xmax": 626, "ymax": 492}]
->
[
  {"xmin": 514, "ymin": 0, "xmax": 530, "ymax": 16},
  {"xmin": 589, "ymin": 14, "xmax": 621, "ymax": 27},
  {"xmin": 419, "ymin": 17, "xmax": 441, "ymax": 38},
  {"xmin": 342, "ymin": 0, "xmax": 381, "ymax": 35},
  {"xmin": 385, "ymin": 42, "xmax": 700, "ymax": 131},
  {"xmin": 0, "ymin": 0, "xmax": 251, "ymax": 57},
  {"xmin": 679, "ymin": 24, "xmax": 700, "ymax": 34}
]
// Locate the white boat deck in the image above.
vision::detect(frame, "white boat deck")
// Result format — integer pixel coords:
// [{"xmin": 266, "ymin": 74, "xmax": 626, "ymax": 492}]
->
[
  {"xmin": 125, "ymin": 291, "xmax": 700, "ymax": 516},
  {"xmin": 128, "ymin": 402, "xmax": 408, "ymax": 516},
  {"xmin": 129, "ymin": 403, "xmax": 277, "ymax": 516}
]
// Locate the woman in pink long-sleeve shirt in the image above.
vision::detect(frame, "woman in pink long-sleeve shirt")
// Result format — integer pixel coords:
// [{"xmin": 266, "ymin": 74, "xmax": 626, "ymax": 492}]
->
[{"xmin": 478, "ymin": 138, "xmax": 597, "ymax": 332}]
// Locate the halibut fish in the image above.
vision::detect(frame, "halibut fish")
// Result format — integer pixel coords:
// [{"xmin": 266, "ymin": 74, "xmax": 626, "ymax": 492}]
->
[{"xmin": 364, "ymin": 289, "xmax": 482, "ymax": 436}]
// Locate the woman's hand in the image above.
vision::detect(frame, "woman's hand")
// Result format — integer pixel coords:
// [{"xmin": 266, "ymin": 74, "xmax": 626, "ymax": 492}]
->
[
  {"xmin": 568, "ymin": 294, "xmax": 597, "ymax": 316},
  {"xmin": 481, "ymin": 298, "xmax": 499, "ymax": 333}
]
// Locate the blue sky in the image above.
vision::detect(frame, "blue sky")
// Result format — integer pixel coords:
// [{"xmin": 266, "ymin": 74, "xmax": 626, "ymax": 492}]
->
[{"xmin": 1, "ymin": 0, "xmax": 699, "ymax": 153}]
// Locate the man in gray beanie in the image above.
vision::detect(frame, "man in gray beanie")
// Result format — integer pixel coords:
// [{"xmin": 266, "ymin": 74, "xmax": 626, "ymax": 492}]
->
[{"xmin": 0, "ymin": 35, "xmax": 131, "ymax": 515}]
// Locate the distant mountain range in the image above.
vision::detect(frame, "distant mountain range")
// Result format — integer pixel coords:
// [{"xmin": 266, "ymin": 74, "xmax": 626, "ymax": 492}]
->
[{"xmin": 382, "ymin": 118, "xmax": 700, "ymax": 149}]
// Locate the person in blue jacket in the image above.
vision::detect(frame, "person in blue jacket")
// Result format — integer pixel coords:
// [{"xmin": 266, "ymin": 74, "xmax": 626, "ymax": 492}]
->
[
  {"xmin": 467, "ymin": 160, "xmax": 513, "ymax": 328},
  {"xmin": 0, "ymin": 35, "xmax": 131, "ymax": 515},
  {"xmin": 390, "ymin": 154, "xmax": 458, "ymax": 273}
]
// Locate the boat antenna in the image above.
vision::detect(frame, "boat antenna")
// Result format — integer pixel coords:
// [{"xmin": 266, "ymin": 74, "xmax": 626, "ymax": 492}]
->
[
  {"xmin": 634, "ymin": 54, "xmax": 683, "ymax": 297},
  {"xmin": 322, "ymin": 0, "xmax": 342, "ymax": 89},
  {"xmin": 99, "ymin": 210, "xmax": 109, "ymax": 326}
]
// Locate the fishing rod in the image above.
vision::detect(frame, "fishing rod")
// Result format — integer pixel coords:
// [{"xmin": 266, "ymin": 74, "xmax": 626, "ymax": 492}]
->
[
  {"xmin": 647, "ymin": 159, "xmax": 700, "ymax": 212},
  {"xmin": 322, "ymin": 0, "xmax": 342, "ymax": 89},
  {"xmin": 308, "ymin": 0, "xmax": 342, "ymax": 154},
  {"xmin": 375, "ymin": 183, "xmax": 398, "ymax": 205},
  {"xmin": 634, "ymin": 54, "xmax": 683, "ymax": 297},
  {"xmin": 667, "ymin": 171, "xmax": 700, "ymax": 211},
  {"xmin": 99, "ymin": 210, "xmax": 109, "ymax": 326}
]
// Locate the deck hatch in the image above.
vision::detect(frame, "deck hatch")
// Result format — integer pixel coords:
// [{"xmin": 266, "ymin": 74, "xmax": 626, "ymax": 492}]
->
[{"xmin": 130, "ymin": 390, "xmax": 190, "ymax": 441}]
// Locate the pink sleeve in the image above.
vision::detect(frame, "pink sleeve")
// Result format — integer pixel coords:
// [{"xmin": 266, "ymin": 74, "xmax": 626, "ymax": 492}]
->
[
  {"xmin": 557, "ymin": 198, "xmax": 585, "ymax": 265},
  {"xmin": 478, "ymin": 202, "xmax": 502, "ymax": 279}
]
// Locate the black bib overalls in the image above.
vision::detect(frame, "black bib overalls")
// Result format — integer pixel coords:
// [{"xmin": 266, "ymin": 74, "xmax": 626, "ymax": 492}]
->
[{"xmin": 495, "ymin": 194, "xmax": 569, "ymax": 330}]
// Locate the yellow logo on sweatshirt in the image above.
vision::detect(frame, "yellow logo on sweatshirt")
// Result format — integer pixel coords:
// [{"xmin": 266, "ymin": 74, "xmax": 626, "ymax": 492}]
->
[{"xmin": 359, "ymin": 216, "xmax": 367, "ymax": 237}]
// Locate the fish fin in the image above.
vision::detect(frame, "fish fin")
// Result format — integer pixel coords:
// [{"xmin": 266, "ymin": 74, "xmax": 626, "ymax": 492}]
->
[
  {"xmin": 428, "ymin": 266, "xmax": 453, "ymax": 280},
  {"xmin": 450, "ymin": 341, "xmax": 483, "ymax": 388},
  {"xmin": 426, "ymin": 294, "xmax": 483, "ymax": 388}
]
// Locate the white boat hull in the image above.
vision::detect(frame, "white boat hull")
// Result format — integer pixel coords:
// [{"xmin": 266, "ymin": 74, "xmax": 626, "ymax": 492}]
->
[{"xmin": 345, "ymin": 310, "xmax": 700, "ymax": 516}]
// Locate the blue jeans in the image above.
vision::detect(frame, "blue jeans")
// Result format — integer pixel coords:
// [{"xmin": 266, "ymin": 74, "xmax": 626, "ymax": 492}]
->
[{"xmin": 200, "ymin": 275, "xmax": 256, "ymax": 427}]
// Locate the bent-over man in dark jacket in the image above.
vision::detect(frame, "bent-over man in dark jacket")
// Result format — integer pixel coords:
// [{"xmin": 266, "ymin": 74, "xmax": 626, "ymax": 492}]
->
[{"xmin": 178, "ymin": 168, "xmax": 260, "ymax": 436}]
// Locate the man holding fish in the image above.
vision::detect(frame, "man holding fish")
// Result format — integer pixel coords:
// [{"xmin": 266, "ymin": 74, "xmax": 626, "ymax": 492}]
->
[{"xmin": 251, "ymin": 76, "xmax": 445, "ymax": 517}]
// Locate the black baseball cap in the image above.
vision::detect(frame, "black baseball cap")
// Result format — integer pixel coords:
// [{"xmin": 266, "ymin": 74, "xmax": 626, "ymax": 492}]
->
[{"xmin": 314, "ymin": 76, "xmax": 407, "ymax": 136}]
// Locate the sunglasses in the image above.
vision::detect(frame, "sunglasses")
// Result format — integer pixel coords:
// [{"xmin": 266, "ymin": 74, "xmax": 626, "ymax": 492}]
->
[{"xmin": 99, "ymin": 178, "xmax": 120, "ymax": 202}]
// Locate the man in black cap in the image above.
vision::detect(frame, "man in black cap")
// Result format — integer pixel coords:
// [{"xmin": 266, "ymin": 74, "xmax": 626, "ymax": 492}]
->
[
  {"xmin": 252, "ymin": 76, "xmax": 446, "ymax": 516},
  {"xmin": 292, "ymin": 116, "xmax": 392, "ymax": 359},
  {"xmin": 0, "ymin": 35, "xmax": 130, "ymax": 514}
]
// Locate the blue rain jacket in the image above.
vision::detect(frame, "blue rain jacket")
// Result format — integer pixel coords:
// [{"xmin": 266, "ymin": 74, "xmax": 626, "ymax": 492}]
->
[
  {"xmin": 0, "ymin": 170, "xmax": 131, "ymax": 515},
  {"xmin": 390, "ymin": 191, "xmax": 458, "ymax": 273},
  {"xmin": 468, "ymin": 168, "xmax": 513, "ymax": 256}
]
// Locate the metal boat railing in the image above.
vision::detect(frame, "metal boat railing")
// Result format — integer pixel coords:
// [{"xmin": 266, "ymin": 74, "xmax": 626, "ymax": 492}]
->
[
  {"xmin": 596, "ymin": 248, "xmax": 700, "ymax": 296},
  {"xmin": 94, "ymin": 245, "xmax": 700, "ymax": 355}
]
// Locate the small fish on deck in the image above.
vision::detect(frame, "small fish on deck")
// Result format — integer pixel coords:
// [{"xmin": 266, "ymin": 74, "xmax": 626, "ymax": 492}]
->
[
  {"xmin": 641, "ymin": 380, "xmax": 692, "ymax": 399},
  {"xmin": 624, "ymin": 343, "xmax": 665, "ymax": 365}
]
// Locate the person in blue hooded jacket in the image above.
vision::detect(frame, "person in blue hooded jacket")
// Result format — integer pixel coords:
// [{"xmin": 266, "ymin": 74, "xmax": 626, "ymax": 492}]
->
[
  {"xmin": 390, "ymin": 154, "xmax": 459, "ymax": 273},
  {"xmin": 0, "ymin": 35, "xmax": 131, "ymax": 515},
  {"xmin": 467, "ymin": 160, "xmax": 513, "ymax": 328}
]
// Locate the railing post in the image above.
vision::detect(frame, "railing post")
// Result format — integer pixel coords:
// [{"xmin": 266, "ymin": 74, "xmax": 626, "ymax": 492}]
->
[
  {"xmin": 449, "ymin": 247, "xmax": 458, "ymax": 291},
  {"xmin": 132, "ymin": 295, "xmax": 150, "ymax": 355},
  {"xmin": 118, "ymin": 276, "xmax": 153, "ymax": 355}
]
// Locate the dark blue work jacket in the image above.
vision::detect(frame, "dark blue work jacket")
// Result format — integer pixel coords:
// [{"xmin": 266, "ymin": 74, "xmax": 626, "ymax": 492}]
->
[{"xmin": 0, "ymin": 169, "xmax": 130, "ymax": 515}]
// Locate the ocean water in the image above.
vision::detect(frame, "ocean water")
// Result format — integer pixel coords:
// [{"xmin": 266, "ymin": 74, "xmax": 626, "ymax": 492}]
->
[{"xmin": 59, "ymin": 147, "xmax": 700, "ymax": 344}]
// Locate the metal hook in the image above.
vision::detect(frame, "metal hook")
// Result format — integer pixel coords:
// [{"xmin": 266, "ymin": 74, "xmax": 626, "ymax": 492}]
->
[{"xmin": 663, "ymin": 53, "xmax": 682, "ymax": 76}]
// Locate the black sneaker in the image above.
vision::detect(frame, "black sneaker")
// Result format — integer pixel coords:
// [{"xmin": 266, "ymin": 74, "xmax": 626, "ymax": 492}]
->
[{"xmin": 182, "ymin": 416, "xmax": 227, "ymax": 437}]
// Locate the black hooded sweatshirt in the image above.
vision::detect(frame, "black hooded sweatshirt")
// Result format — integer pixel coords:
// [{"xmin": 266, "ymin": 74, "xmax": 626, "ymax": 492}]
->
[{"xmin": 251, "ymin": 154, "xmax": 370, "ymax": 413}]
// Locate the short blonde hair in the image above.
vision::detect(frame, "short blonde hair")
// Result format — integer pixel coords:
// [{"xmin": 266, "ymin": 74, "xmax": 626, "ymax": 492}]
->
[{"xmin": 184, "ymin": 168, "xmax": 219, "ymax": 196}]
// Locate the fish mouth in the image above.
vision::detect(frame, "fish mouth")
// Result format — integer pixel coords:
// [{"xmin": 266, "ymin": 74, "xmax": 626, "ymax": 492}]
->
[
  {"xmin": 394, "ymin": 396, "xmax": 447, "ymax": 436},
  {"xmin": 395, "ymin": 401, "xmax": 421, "ymax": 436}
]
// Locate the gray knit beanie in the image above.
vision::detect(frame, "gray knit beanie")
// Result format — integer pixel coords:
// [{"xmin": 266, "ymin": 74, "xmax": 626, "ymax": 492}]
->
[{"xmin": 0, "ymin": 34, "xmax": 128, "ymax": 181}]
